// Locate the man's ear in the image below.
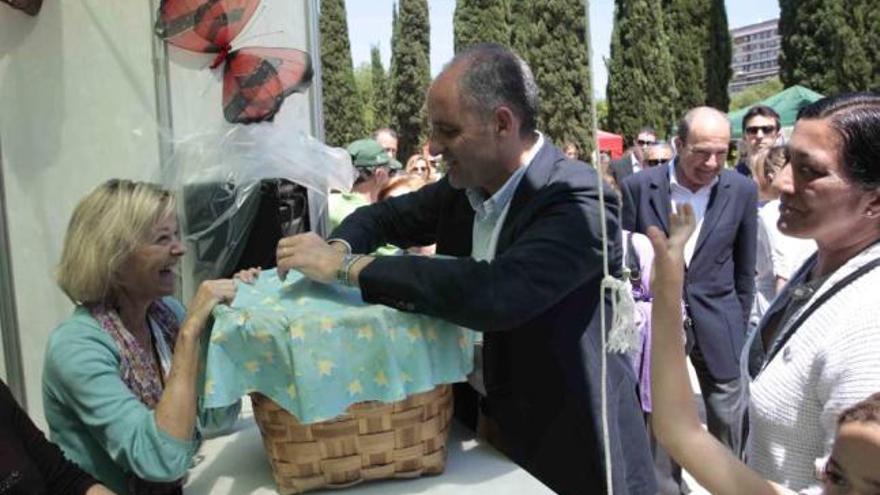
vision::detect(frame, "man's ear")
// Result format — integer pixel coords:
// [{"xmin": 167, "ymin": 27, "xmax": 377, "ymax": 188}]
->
[{"xmin": 493, "ymin": 106, "xmax": 518, "ymax": 138}]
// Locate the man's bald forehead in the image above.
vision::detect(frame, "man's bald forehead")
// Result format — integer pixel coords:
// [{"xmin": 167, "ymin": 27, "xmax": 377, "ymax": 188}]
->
[{"xmin": 678, "ymin": 106, "xmax": 731, "ymax": 143}]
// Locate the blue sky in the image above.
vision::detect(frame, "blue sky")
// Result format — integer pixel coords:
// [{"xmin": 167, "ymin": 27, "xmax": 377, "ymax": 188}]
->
[{"xmin": 346, "ymin": 0, "xmax": 780, "ymax": 99}]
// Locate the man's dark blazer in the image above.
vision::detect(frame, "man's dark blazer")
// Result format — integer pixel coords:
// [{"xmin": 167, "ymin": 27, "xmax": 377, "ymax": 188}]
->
[
  {"xmin": 333, "ymin": 143, "xmax": 656, "ymax": 495},
  {"xmin": 610, "ymin": 153, "xmax": 635, "ymax": 184},
  {"xmin": 620, "ymin": 162, "xmax": 757, "ymax": 381}
]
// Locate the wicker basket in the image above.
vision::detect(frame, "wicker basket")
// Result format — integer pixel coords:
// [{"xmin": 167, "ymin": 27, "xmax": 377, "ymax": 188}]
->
[{"xmin": 250, "ymin": 384, "xmax": 453, "ymax": 494}]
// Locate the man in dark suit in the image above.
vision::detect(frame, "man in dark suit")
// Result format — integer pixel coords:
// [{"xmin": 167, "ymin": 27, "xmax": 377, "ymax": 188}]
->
[
  {"xmin": 611, "ymin": 127, "xmax": 657, "ymax": 184},
  {"xmin": 620, "ymin": 107, "xmax": 757, "ymax": 456},
  {"xmin": 277, "ymin": 43, "xmax": 656, "ymax": 495}
]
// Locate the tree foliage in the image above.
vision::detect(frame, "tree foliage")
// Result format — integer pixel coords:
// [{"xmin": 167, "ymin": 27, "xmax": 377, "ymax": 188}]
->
[
  {"xmin": 510, "ymin": 0, "xmax": 595, "ymax": 158},
  {"xmin": 453, "ymin": 0, "xmax": 511, "ymax": 53},
  {"xmin": 606, "ymin": 0, "xmax": 678, "ymax": 143},
  {"xmin": 729, "ymin": 77, "xmax": 784, "ymax": 111},
  {"xmin": 389, "ymin": 0, "xmax": 430, "ymax": 160},
  {"xmin": 704, "ymin": 0, "xmax": 732, "ymax": 110},
  {"xmin": 779, "ymin": 0, "xmax": 871, "ymax": 95},
  {"xmin": 319, "ymin": 0, "xmax": 364, "ymax": 146},
  {"xmin": 370, "ymin": 46, "xmax": 391, "ymax": 129},
  {"xmin": 663, "ymin": 0, "xmax": 708, "ymax": 117},
  {"xmin": 353, "ymin": 62, "xmax": 374, "ymax": 131}
]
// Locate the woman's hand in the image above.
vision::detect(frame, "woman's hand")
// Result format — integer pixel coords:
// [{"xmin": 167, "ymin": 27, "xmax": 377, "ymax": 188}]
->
[
  {"xmin": 233, "ymin": 267, "xmax": 261, "ymax": 284},
  {"xmin": 183, "ymin": 279, "xmax": 237, "ymax": 336},
  {"xmin": 647, "ymin": 203, "xmax": 696, "ymax": 290}
]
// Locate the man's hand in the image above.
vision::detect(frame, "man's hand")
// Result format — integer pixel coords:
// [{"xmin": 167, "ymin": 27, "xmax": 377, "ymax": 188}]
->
[{"xmin": 276, "ymin": 233, "xmax": 345, "ymax": 283}]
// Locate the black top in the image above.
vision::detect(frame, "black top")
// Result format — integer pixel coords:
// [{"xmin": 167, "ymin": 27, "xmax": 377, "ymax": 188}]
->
[{"xmin": 0, "ymin": 380, "xmax": 98, "ymax": 495}]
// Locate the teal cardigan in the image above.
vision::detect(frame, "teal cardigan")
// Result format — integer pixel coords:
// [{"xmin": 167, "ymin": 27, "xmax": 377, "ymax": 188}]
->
[{"xmin": 42, "ymin": 297, "xmax": 241, "ymax": 494}]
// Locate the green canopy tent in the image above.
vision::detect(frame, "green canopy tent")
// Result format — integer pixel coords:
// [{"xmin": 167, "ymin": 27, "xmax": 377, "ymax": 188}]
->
[{"xmin": 728, "ymin": 85, "xmax": 824, "ymax": 139}]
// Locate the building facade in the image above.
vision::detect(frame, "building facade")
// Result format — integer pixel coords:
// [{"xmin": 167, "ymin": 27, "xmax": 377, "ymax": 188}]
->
[{"xmin": 729, "ymin": 19, "xmax": 781, "ymax": 94}]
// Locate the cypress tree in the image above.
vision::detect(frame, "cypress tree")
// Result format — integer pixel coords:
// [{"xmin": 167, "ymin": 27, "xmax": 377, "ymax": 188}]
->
[
  {"xmin": 510, "ymin": 1, "xmax": 595, "ymax": 158},
  {"xmin": 865, "ymin": 2, "xmax": 880, "ymax": 89},
  {"xmin": 779, "ymin": 0, "xmax": 865, "ymax": 94},
  {"xmin": 704, "ymin": 0, "xmax": 732, "ymax": 110},
  {"xmin": 664, "ymin": 0, "xmax": 708, "ymax": 117},
  {"xmin": 389, "ymin": 0, "xmax": 430, "ymax": 160},
  {"xmin": 606, "ymin": 0, "xmax": 678, "ymax": 142},
  {"xmin": 453, "ymin": 0, "xmax": 511, "ymax": 53},
  {"xmin": 370, "ymin": 46, "xmax": 391, "ymax": 129},
  {"xmin": 319, "ymin": 0, "xmax": 364, "ymax": 146},
  {"xmin": 840, "ymin": 1, "xmax": 875, "ymax": 91}
]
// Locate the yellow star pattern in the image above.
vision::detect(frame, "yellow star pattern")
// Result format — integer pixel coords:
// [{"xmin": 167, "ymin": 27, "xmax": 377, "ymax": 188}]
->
[
  {"xmin": 260, "ymin": 297, "xmax": 277, "ymax": 306},
  {"xmin": 211, "ymin": 331, "xmax": 228, "ymax": 344},
  {"xmin": 262, "ymin": 351, "xmax": 274, "ymax": 363},
  {"xmin": 288, "ymin": 323, "xmax": 305, "ymax": 341},
  {"xmin": 388, "ymin": 328, "xmax": 397, "ymax": 341},
  {"xmin": 401, "ymin": 372, "xmax": 413, "ymax": 383},
  {"xmin": 317, "ymin": 359, "xmax": 335, "ymax": 376},
  {"xmin": 235, "ymin": 311, "xmax": 251, "ymax": 326},
  {"xmin": 253, "ymin": 329, "xmax": 272, "ymax": 343},
  {"xmin": 244, "ymin": 361, "xmax": 260, "ymax": 373},
  {"xmin": 347, "ymin": 380, "xmax": 363, "ymax": 396},
  {"xmin": 356, "ymin": 325, "xmax": 374, "ymax": 341},
  {"xmin": 407, "ymin": 327, "xmax": 423, "ymax": 342},
  {"xmin": 426, "ymin": 327, "xmax": 439, "ymax": 342},
  {"xmin": 286, "ymin": 384, "xmax": 297, "ymax": 398},
  {"xmin": 374, "ymin": 370, "xmax": 389, "ymax": 387},
  {"xmin": 320, "ymin": 318, "xmax": 334, "ymax": 333},
  {"xmin": 205, "ymin": 380, "xmax": 214, "ymax": 395}
]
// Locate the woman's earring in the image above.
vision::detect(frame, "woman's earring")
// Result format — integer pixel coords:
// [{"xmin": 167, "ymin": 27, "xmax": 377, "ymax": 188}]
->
[{"xmin": 868, "ymin": 211, "xmax": 876, "ymax": 218}]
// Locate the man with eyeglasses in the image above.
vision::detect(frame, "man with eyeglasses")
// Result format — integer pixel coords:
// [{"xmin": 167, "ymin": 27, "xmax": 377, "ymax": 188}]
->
[
  {"xmin": 620, "ymin": 107, "xmax": 757, "ymax": 494},
  {"xmin": 611, "ymin": 126, "xmax": 657, "ymax": 184},
  {"xmin": 735, "ymin": 105, "xmax": 781, "ymax": 177},
  {"xmin": 644, "ymin": 141, "xmax": 674, "ymax": 168}
]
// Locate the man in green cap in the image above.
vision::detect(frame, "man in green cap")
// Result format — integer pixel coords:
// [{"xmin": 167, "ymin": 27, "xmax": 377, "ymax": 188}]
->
[{"xmin": 329, "ymin": 139, "xmax": 401, "ymax": 231}]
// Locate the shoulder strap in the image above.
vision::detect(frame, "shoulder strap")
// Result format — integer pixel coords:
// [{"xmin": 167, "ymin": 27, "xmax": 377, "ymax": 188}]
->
[{"xmin": 762, "ymin": 256, "xmax": 880, "ymax": 371}]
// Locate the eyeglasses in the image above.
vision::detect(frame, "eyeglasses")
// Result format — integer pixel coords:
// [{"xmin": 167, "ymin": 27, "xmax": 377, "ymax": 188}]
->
[
  {"xmin": 745, "ymin": 125, "xmax": 778, "ymax": 136},
  {"xmin": 637, "ymin": 139, "xmax": 656, "ymax": 147},
  {"xmin": 645, "ymin": 159, "xmax": 666, "ymax": 167}
]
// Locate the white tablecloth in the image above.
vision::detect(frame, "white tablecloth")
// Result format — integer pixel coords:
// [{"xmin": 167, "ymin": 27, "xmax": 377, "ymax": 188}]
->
[{"xmin": 185, "ymin": 400, "xmax": 555, "ymax": 494}]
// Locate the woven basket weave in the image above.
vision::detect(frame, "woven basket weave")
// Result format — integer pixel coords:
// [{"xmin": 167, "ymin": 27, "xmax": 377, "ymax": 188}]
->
[{"xmin": 250, "ymin": 384, "xmax": 453, "ymax": 494}]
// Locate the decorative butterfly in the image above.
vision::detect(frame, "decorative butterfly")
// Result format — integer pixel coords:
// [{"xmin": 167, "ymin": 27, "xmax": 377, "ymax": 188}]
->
[
  {"xmin": 155, "ymin": 0, "xmax": 313, "ymax": 124},
  {"xmin": 1, "ymin": 0, "xmax": 43, "ymax": 16}
]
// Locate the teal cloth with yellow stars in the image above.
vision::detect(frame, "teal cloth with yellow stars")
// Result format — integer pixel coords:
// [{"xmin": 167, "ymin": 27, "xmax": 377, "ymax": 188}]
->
[{"xmin": 203, "ymin": 269, "xmax": 475, "ymax": 424}]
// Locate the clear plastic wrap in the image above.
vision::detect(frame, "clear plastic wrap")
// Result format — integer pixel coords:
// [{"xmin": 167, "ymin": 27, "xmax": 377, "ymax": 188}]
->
[{"xmin": 162, "ymin": 124, "xmax": 355, "ymax": 282}]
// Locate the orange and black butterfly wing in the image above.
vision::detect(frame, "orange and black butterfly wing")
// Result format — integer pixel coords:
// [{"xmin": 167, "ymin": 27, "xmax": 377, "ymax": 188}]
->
[
  {"xmin": 222, "ymin": 48, "xmax": 313, "ymax": 124},
  {"xmin": 155, "ymin": 0, "xmax": 259, "ymax": 53}
]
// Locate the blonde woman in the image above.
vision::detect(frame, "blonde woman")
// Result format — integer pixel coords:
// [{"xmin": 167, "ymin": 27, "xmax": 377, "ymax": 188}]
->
[{"xmin": 43, "ymin": 180, "xmax": 243, "ymax": 494}]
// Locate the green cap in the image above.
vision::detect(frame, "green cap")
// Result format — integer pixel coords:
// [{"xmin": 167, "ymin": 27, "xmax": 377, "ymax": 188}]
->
[{"xmin": 346, "ymin": 139, "xmax": 402, "ymax": 170}]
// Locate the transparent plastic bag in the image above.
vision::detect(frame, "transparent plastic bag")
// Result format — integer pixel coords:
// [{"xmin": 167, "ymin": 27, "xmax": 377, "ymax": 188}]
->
[{"xmin": 162, "ymin": 124, "xmax": 355, "ymax": 281}]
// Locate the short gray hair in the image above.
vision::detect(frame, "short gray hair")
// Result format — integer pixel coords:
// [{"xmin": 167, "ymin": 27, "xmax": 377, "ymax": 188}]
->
[{"xmin": 447, "ymin": 43, "xmax": 539, "ymax": 136}]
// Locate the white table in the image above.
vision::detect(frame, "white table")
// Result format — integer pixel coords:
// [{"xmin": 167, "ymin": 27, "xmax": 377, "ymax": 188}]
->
[{"xmin": 185, "ymin": 401, "xmax": 555, "ymax": 494}]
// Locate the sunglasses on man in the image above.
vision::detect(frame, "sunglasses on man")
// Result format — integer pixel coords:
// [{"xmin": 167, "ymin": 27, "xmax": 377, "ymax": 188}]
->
[
  {"xmin": 745, "ymin": 125, "xmax": 778, "ymax": 136},
  {"xmin": 645, "ymin": 159, "xmax": 667, "ymax": 167},
  {"xmin": 637, "ymin": 139, "xmax": 656, "ymax": 147}
]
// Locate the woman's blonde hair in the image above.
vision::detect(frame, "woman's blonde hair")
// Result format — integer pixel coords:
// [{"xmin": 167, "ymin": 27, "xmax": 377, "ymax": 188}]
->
[
  {"xmin": 56, "ymin": 179, "xmax": 176, "ymax": 304},
  {"xmin": 749, "ymin": 145, "xmax": 788, "ymax": 199}
]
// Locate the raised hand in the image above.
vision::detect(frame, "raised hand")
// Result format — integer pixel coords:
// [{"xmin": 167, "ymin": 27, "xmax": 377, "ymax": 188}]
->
[{"xmin": 647, "ymin": 203, "xmax": 696, "ymax": 291}]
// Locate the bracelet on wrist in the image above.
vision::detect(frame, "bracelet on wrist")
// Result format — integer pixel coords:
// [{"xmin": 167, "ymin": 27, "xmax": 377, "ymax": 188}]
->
[{"xmin": 336, "ymin": 254, "xmax": 365, "ymax": 286}]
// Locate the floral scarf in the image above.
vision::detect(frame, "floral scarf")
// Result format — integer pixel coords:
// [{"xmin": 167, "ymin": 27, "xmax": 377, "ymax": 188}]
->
[{"xmin": 88, "ymin": 300, "xmax": 183, "ymax": 495}]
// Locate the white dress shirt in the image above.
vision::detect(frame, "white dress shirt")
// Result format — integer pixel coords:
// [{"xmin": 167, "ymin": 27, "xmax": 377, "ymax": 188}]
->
[{"xmin": 668, "ymin": 160, "xmax": 717, "ymax": 266}]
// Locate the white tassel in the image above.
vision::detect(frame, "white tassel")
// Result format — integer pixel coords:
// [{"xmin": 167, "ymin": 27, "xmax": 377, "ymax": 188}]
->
[{"xmin": 602, "ymin": 272, "xmax": 640, "ymax": 354}]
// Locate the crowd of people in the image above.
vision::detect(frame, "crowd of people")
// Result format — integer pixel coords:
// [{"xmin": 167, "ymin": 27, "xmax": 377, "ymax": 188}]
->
[{"xmin": 3, "ymin": 42, "xmax": 879, "ymax": 495}]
